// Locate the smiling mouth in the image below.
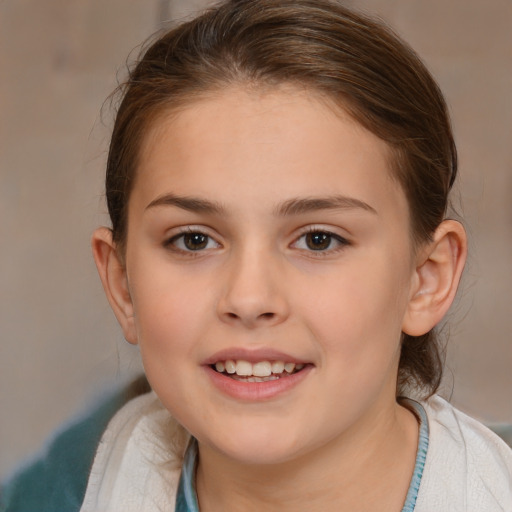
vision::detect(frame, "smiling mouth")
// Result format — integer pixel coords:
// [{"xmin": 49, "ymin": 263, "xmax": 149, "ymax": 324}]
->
[{"xmin": 211, "ymin": 360, "xmax": 306, "ymax": 382}]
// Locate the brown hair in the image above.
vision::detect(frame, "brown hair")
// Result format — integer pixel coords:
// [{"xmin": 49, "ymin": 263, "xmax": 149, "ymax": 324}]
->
[{"xmin": 105, "ymin": 0, "xmax": 457, "ymax": 397}]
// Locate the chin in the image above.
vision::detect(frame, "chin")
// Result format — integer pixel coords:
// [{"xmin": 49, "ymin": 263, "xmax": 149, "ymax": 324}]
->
[{"xmin": 198, "ymin": 426, "xmax": 309, "ymax": 466}]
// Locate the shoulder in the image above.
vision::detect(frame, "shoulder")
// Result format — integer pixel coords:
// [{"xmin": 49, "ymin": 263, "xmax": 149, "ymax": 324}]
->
[
  {"xmin": 415, "ymin": 394, "xmax": 512, "ymax": 511},
  {"xmin": 81, "ymin": 392, "xmax": 190, "ymax": 512},
  {"xmin": 81, "ymin": 387, "xmax": 187, "ymax": 511},
  {"xmin": 0, "ymin": 376, "xmax": 151, "ymax": 512},
  {"xmin": 425, "ymin": 395, "xmax": 512, "ymax": 472}
]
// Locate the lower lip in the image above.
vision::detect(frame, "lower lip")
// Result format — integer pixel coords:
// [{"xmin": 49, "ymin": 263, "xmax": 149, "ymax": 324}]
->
[{"xmin": 204, "ymin": 365, "xmax": 313, "ymax": 401}]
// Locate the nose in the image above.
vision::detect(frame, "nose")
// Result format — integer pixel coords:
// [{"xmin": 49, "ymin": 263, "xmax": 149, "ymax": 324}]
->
[{"xmin": 217, "ymin": 246, "xmax": 290, "ymax": 329}]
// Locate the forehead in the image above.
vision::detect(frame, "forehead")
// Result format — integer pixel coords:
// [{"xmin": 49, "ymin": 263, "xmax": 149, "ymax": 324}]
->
[{"xmin": 132, "ymin": 86, "xmax": 406, "ymax": 220}]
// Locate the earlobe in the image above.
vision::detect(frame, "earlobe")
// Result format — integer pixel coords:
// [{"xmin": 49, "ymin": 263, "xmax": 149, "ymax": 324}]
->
[
  {"xmin": 402, "ymin": 220, "xmax": 467, "ymax": 337},
  {"xmin": 91, "ymin": 227, "xmax": 138, "ymax": 344}
]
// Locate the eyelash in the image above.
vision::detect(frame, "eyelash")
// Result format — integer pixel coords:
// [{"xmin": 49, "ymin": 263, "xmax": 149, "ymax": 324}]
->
[
  {"xmin": 163, "ymin": 227, "xmax": 350, "ymax": 255},
  {"xmin": 293, "ymin": 228, "xmax": 350, "ymax": 255},
  {"xmin": 164, "ymin": 228, "xmax": 220, "ymax": 253}
]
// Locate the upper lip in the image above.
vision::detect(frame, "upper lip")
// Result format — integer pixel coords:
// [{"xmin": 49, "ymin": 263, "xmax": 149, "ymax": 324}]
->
[{"xmin": 203, "ymin": 347, "xmax": 310, "ymax": 366}]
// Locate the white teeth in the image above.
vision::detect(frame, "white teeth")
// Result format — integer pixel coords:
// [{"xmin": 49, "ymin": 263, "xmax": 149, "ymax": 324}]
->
[
  {"xmin": 284, "ymin": 362, "xmax": 296, "ymax": 373},
  {"xmin": 225, "ymin": 360, "xmax": 236, "ymax": 374},
  {"xmin": 248, "ymin": 376, "xmax": 276, "ymax": 383},
  {"xmin": 271, "ymin": 361, "xmax": 285, "ymax": 373},
  {"xmin": 232, "ymin": 375, "xmax": 280, "ymax": 382},
  {"xmin": 214, "ymin": 359, "xmax": 306, "ymax": 377},
  {"xmin": 235, "ymin": 360, "xmax": 252, "ymax": 376},
  {"xmin": 252, "ymin": 361, "xmax": 272, "ymax": 377}
]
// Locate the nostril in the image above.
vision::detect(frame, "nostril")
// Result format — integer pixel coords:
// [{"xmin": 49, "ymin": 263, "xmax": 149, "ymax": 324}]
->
[{"xmin": 260, "ymin": 312, "xmax": 275, "ymax": 319}]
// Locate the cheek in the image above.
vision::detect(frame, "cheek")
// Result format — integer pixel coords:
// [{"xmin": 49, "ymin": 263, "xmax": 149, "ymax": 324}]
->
[
  {"xmin": 305, "ymin": 254, "xmax": 409, "ymax": 370},
  {"xmin": 129, "ymin": 267, "xmax": 212, "ymax": 359},
  {"xmin": 129, "ymin": 274, "xmax": 210, "ymax": 417}
]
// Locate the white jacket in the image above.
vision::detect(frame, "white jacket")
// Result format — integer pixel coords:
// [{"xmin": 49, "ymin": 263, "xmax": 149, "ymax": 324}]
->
[{"xmin": 80, "ymin": 392, "xmax": 512, "ymax": 512}]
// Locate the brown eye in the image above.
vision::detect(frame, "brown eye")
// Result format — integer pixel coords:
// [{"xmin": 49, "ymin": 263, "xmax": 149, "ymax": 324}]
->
[
  {"xmin": 292, "ymin": 229, "xmax": 349, "ymax": 253},
  {"xmin": 183, "ymin": 232, "xmax": 209, "ymax": 250},
  {"xmin": 167, "ymin": 231, "xmax": 219, "ymax": 252},
  {"xmin": 305, "ymin": 232, "xmax": 333, "ymax": 251}
]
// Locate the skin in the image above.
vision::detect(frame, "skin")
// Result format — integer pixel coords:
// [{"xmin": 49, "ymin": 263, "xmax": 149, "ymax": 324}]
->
[{"xmin": 93, "ymin": 86, "xmax": 467, "ymax": 511}]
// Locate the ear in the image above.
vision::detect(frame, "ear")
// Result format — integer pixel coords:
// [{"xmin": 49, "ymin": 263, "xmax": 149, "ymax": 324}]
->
[
  {"xmin": 91, "ymin": 227, "xmax": 138, "ymax": 344},
  {"xmin": 402, "ymin": 220, "xmax": 467, "ymax": 336}
]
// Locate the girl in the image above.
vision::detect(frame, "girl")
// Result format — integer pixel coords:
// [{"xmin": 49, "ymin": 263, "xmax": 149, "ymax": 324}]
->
[{"xmin": 3, "ymin": 0, "xmax": 511, "ymax": 510}]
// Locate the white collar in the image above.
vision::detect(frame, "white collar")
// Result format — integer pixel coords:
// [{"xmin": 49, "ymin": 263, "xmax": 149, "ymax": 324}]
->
[{"xmin": 80, "ymin": 392, "xmax": 189, "ymax": 512}]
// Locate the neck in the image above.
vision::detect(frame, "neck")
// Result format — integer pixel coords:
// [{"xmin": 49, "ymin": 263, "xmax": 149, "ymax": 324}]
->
[{"xmin": 196, "ymin": 401, "xmax": 419, "ymax": 512}]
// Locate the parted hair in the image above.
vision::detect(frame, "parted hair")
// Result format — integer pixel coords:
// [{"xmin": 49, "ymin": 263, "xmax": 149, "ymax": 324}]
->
[{"xmin": 106, "ymin": 0, "xmax": 457, "ymax": 397}]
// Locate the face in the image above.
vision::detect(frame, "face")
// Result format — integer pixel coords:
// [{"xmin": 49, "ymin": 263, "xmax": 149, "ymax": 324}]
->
[{"xmin": 123, "ymin": 87, "xmax": 417, "ymax": 466}]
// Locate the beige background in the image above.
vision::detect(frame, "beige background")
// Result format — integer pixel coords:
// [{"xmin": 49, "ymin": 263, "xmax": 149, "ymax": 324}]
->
[{"xmin": 1, "ymin": 0, "xmax": 511, "ymax": 479}]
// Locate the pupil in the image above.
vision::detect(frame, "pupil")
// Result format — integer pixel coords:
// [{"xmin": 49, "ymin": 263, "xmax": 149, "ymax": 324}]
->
[
  {"xmin": 184, "ymin": 233, "xmax": 208, "ymax": 250},
  {"xmin": 306, "ymin": 232, "xmax": 331, "ymax": 250}
]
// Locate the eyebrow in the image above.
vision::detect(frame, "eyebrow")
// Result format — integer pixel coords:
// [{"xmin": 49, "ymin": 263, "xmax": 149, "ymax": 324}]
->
[
  {"xmin": 145, "ymin": 193, "xmax": 377, "ymax": 216},
  {"xmin": 275, "ymin": 196, "xmax": 377, "ymax": 216},
  {"xmin": 145, "ymin": 193, "xmax": 225, "ymax": 214}
]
